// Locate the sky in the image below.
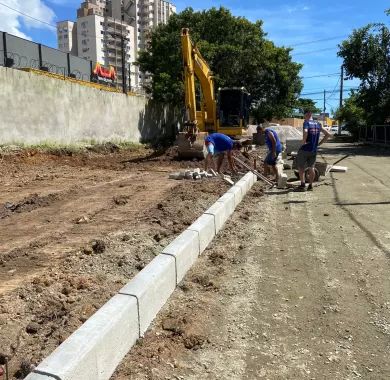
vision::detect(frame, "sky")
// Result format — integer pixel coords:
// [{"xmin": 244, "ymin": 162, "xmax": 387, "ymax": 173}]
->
[{"xmin": 0, "ymin": 0, "xmax": 389, "ymax": 113}]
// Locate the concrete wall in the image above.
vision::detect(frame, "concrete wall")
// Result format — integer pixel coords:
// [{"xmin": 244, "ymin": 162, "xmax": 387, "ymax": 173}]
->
[{"xmin": 0, "ymin": 66, "xmax": 179, "ymax": 145}]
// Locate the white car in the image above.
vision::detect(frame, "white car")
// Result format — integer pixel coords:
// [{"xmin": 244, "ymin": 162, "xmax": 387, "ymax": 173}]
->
[{"xmin": 330, "ymin": 126, "xmax": 339, "ymax": 134}]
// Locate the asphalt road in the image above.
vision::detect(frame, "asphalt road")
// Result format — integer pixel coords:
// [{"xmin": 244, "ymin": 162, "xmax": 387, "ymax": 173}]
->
[{"xmin": 113, "ymin": 141, "xmax": 390, "ymax": 380}]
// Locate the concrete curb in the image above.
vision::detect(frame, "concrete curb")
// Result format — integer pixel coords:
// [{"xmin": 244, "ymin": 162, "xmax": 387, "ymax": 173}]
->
[{"xmin": 25, "ymin": 172, "xmax": 257, "ymax": 380}]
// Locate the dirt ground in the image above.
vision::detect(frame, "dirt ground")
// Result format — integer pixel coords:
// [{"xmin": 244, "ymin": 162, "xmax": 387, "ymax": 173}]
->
[
  {"xmin": 111, "ymin": 142, "xmax": 390, "ymax": 380},
  {"xmin": 0, "ymin": 144, "xmax": 251, "ymax": 379}
]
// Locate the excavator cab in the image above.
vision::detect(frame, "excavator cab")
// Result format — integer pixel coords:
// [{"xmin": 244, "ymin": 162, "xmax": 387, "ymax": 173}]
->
[{"xmin": 217, "ymin": 87, "xmax": 251, "ymax": 136}]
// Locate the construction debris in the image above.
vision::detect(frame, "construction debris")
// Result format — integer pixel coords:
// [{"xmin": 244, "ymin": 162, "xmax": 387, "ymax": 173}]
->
[
  {"xmin": 223, "ymin": 175, "xmax": 235, "ymax": 185},
  {"xmin": 169, "ymin": 168, "xmax": 216, "ymax": 181},
  {"xmin": 330, "ymin": 166, "xmax": 348, "ymax": 173}
]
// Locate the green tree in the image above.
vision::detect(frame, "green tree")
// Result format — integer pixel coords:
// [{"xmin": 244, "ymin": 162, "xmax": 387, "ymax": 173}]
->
[
  {"xmin": 295, "ymin": 98, "xmax": 321, "ymax": 114},
  {"xmin": 338, "ymin": 19, "xmax": 390, "ymax": 125},
  {"xmin": 138, "ymin": 7, "xmax": 303, "ymax": 120},
  {"xmin": 335, "ymin": 93, "xmax": 365, "ymax": 138}
]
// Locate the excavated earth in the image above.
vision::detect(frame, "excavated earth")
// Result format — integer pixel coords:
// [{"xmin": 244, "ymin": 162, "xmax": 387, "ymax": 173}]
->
[{"xmin": 0, "ymin": 144, "xmax": 263, "ymax": 379}]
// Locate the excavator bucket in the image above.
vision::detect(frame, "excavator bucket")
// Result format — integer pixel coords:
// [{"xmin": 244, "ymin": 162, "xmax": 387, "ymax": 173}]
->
[{"xmin": 176, "ymin": 131, "xmax": 208, "ymax": 159}]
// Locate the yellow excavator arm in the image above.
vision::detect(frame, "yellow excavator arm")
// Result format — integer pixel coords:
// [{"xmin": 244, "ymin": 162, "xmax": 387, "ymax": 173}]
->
[
  {"xmin": 177, "ymin": 28, "xmax": 250, "ymax": 158},
  {"xmin": 181, "ymin": 28, "xmax": 216, "ymax": 131}
]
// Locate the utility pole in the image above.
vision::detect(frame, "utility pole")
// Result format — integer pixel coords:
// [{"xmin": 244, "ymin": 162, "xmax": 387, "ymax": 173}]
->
[
  {"xmin": 323, "ymin": 90, "xmax": 326, "ymax": 113},
  {"xmin": 323, "ymin": 90, "xmax": 326, "ymax": 127},
  {"xmin": 338, "ymin": 65, "xmax": 344, "ymax": 134}
]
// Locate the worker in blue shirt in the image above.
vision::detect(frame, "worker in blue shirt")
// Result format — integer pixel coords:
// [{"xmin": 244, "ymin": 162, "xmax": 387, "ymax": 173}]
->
[
  {"xmin": 204, "ymin": 133, "xmax": 242, "ymax": 173},
  {"xmin": 258, "ymin": 126, "xmax": 283, "ymax": 182},
  {"xmin": 296, "ymin": 110, "xmax": 331, "ymax": 191}
]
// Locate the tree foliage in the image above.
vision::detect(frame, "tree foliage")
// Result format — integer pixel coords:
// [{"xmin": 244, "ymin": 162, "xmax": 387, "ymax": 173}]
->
[
  {"xmin": 138, "ymin": 7, "xmax": 303, "ymax": 121},
  {"xmin": 295, "ymin": 98, "xmax": 321, "ymax": 114},
  {"xmin": 335, "ymin": 93, "xmax": 365, "ymax": 138},
  {"xmin": 338, "ymin": 20, "xmax": 390, "ymax": 126}
]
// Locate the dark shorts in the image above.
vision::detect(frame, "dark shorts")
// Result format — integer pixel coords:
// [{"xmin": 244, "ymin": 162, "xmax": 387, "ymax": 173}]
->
[
  {"xmin": 264, "ymin": 151, "xmax": 281, "ymax": 166},
  {"xmin": 296, "ymin": 150, "xmax": 317, "ymax": 169}
]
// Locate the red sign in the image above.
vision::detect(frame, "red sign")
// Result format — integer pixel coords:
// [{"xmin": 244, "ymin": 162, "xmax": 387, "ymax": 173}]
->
[{"xmin": 93, "ymin": 63, "xmax": 116, "ymax": 81}]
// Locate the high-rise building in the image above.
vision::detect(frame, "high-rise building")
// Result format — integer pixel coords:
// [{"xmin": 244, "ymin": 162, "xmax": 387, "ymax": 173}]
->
[
  {"xmin": 57, "ymin": 21, "xmax": 78, "ymax": 56},
  {"xmin": 56, "ymin": 0, "xmax": 175, "ymax": 90},
  {"xmin": 118, "ymin": 0, "xmax": 176, "ymax": 87}
]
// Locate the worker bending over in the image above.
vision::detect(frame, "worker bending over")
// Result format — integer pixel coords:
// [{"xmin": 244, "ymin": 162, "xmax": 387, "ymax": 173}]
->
[
  {"xmin": 204, "ymin": 133, "xmax": 242, "ymax": 174},
  {"xmin": 296, "ymin": 109, "xmax": 331, "ymax": 191},
  {"xmin": 258, "ymin": 126, "xmax": 283, "ymax": 182}
]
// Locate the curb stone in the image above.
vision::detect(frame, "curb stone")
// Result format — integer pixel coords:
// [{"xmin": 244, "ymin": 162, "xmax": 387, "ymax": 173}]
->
[{"xmin": 25, "ymin": 172, "xmax": 257, "ymax": 380}]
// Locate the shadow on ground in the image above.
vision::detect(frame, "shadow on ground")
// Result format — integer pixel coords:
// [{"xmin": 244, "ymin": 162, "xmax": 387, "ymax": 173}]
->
[{"xmin": 320, "ymin": 138, "xmax": 390, "ymax": 157}]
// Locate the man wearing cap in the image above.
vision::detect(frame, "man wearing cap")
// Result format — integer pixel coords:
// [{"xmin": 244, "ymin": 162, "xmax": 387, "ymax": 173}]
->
[
  {"xmin": 296, "ymin": 110, "xmax": 331, "ymax": 191},
  {"xmin": 204, "ymin": 133, "xmax": 242, "ymax": 174}
]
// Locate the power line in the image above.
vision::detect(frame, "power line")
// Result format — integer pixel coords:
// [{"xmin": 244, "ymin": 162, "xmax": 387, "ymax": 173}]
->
[
  {"xmin": 300, "ymin": 89, "xmax": 358, "ymax": 96},
  {"xmin": 290, "ymin": 35, "xmax": 347, "ymax": 47},
  {"xmin": 301, "ymin": 88, "xmax": 358, "ymax": 95},
  {"xmin": 0, "ymin": 2, "xmax": 56, "ymax": 29},
  {"xmin": 293, "ymin": 47, "xmax": 338, "ymax": 56},
  {"xmin": 302, "ymin": 73, "xmax": 340, "ymax": 79},
  {"xmin": 303, "ymin": 85, "xmax": 358, "ymax": 91},
  {"xmin": 326, "ymin": 77, "xmax": 341, "ymax": 101}
]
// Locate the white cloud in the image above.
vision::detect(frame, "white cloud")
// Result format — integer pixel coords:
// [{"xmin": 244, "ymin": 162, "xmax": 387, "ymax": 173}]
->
[{"xmin": 0, "ymin": 0, "xmax": 56, "ymax": 39}]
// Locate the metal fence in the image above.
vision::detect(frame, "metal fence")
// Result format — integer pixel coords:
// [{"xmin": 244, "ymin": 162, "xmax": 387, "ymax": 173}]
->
[
  {"xmin": 359, "ymin": 125, "xmax": 390, "ymax": 145},
  {"xmin": 0, "ymin": 31, "xmax": 132, "ymax": 91}
]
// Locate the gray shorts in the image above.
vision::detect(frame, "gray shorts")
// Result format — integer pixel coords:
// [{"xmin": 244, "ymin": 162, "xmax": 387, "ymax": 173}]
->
[{"xmin": 296, "ymin": 150, "xmax": 317, "ymax": 169}]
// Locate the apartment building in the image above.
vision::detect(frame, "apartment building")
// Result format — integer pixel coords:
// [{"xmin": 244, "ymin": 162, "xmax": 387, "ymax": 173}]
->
[
  {"xmin": 117, "ymin": 0, "xmax": 176, "ymax": 86},
  {"xmin": 57, "ymin": 21, "xmax": 78, "ymax": 56},
  {"xmin": 56, "ymin": 0, "xmax": 175, "ymax": 90}
]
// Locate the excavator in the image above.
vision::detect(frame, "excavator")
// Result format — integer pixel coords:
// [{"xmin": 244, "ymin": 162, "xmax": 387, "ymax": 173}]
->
[{"xmin": 177, "ymin": 28, "xmax": 251, "ymax": 158}]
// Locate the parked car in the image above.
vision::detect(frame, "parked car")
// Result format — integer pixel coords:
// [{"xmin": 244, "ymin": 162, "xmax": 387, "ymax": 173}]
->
[
  {"xmin": 340, "ymin": 125, "xmax": 352, "ymax": 136},
  {"xmin": 330, "ymin": 126, "xmax": 339, "ymax": 134}
]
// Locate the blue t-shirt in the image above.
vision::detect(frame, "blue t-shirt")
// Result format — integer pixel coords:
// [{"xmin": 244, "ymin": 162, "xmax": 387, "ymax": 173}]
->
[
  {"xmin": 301, "ymin": 120, "xmax": 321, "ymax": 152},
  {"xmin": 205, "ymin": 133, "xmax": 234, "ymax": 152},
  {"xmin": 265, "ymin": 128, "xmax": 282, "ymax": 153}
]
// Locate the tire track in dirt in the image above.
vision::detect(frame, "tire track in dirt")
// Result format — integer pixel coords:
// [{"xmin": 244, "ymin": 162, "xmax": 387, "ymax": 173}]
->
[{"xmin": 0, "ymin": 172, "xmax": 175, "ymax": 295}]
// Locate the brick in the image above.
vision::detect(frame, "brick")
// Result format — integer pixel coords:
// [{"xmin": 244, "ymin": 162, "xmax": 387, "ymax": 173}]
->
[
  {"xmin": 161, "ymin": 230, "xmax": 200, "ymax": 284},
  {"xmin": 119, "ymin": 254, "xmax": 176, "ymax": 335},
  {"xmin": 26, "ymin": 294, "xmax": 139, "ymax": 380},
  {"xmin": 187, "ymin": 213, "xmax": 215, "ymax": 253}
]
